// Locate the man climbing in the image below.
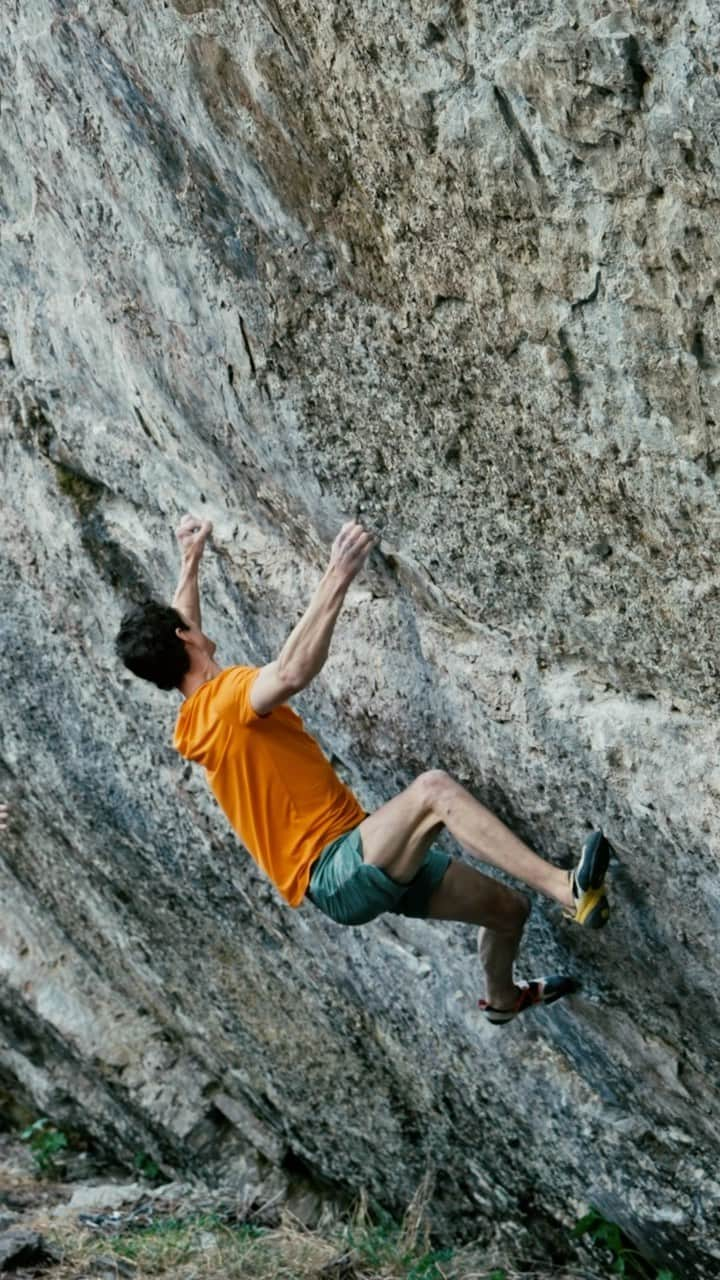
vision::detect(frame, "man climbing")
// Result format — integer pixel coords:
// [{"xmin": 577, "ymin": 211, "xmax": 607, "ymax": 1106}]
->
[{"xmin": 116, "ymin": 514, "xmax": 610, "ymax": 1025}]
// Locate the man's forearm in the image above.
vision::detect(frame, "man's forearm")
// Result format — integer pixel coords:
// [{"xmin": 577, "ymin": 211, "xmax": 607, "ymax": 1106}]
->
[
  {"xmin": 277, "ymin": 566, "xmax": 349, "ymax": 686},
  {"xmin": 173, "ymin": 558, "xmax": 202, "ymax": 629}
]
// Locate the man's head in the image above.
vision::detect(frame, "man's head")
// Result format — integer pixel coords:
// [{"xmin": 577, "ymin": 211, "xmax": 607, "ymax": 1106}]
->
[{"xmin": 115, "ymin": 601, "xmax": 216, "ymax": 691}]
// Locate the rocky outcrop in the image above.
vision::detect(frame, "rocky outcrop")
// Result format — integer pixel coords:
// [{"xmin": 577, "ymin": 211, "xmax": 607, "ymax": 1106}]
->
[{"xmin": 1, "ymin": 2, "xmax": 719, "ymax": 1275}]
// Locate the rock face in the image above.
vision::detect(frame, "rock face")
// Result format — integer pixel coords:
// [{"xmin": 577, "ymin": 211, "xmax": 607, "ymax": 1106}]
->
[{"xmin": 1, "ymin": 1, "xmax": 719, "ymax": 1274}]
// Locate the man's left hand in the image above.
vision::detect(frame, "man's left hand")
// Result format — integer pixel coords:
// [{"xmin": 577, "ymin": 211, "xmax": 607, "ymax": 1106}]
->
[{"xmin": 176, "ymin": 513, "xmax": 213, "ymax": 563}]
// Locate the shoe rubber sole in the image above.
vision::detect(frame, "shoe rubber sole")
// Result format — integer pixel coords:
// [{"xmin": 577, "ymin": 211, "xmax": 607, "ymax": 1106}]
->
[
  {"xmin": 576, "ymin": 829, "xmax": 610, "ymax": 892},
  {"xmin": 570, "ymin": 830, "xmax": 611, "ymax": 929}
]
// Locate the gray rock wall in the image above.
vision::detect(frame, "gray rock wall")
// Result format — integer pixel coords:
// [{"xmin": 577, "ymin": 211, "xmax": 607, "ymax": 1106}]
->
[{"xmin": 1, "ymin": 1, "xmax": 719, "ymax": 1274}]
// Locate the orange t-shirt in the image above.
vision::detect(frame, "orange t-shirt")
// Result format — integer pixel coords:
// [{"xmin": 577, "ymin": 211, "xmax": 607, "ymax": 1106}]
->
[{"xmin": 173, "ymin": 666, "xmax": 366, "ymax": 906}]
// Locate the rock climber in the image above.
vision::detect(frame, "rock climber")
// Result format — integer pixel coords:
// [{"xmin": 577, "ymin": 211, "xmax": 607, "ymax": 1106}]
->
[{"xmin": 116, "ymin": 514, "xmax": 610, "ymax": 1025}]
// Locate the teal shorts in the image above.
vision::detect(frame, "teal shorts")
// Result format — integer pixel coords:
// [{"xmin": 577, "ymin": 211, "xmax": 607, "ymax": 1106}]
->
[{"xmin": 306, "ymin": 825, "xmax": 452, "ymax": 927}]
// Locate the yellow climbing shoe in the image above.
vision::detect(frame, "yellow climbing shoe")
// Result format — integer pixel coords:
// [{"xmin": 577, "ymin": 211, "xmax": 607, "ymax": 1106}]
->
[{"xmin": 565, "ymin": 829, "xmax": 611, "ymax": 929}]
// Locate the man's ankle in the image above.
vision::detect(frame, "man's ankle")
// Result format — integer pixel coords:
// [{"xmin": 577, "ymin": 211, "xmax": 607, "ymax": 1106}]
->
[
  {"xmin": 557, "ymin": 868, "xmax": 575, "ymax": 912},
  {"xmin": 485, "ymin": 981, "xmax": 523, "ymax": 1011}
]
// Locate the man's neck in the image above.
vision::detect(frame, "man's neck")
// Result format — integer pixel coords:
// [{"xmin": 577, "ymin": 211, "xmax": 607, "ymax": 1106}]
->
[{"xmin": 179, "ymin": 661, "xmax": 224, "ymax": 700}]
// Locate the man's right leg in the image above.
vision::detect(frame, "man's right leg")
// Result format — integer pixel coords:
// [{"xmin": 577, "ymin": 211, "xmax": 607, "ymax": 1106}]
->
[{"xmin": 356, "ymin": 770, "xmax": 574, "ymax": 910}]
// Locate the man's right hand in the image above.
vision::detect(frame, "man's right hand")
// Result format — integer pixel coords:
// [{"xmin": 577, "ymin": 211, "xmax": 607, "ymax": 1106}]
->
[
  {"xmin": 328, "ymin": 520, "xmax": 376, "ymax": 586},
  {"xmin": 176, "ymin": 513, "xmax": 213, "ymax": 563}
]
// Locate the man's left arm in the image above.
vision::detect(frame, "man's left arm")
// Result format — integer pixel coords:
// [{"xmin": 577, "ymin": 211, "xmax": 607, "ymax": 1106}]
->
[
  {"xmin": 250, "ymin": 520, "xmax": 375, "ymax": 715},
  {"xmin": 172, "ymin": 513, "xmax": 213, "ymax": 627}
]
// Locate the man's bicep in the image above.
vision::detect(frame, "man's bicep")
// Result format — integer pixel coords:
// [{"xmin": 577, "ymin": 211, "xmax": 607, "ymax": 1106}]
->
[{"xmin": 249, "ymin": 661, "xmax": 301, "ymax": 716}]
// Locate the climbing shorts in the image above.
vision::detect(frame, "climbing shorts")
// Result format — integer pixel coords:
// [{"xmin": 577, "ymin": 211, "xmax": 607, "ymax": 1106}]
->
[{"xmin": 306, "ymin": 824, "xmax": 452, "ymax": 926}]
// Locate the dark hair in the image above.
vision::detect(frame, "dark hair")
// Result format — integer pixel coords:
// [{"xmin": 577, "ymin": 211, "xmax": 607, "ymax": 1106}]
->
[{"xmin": 115, "ymin": 601, "xmax": 190, "ymax": 691}]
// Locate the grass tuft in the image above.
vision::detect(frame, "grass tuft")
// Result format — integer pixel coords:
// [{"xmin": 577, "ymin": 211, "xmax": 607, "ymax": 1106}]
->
[{"xmin": 22, "ymin": 1179, "xmax": 671, "ymax": 1280}]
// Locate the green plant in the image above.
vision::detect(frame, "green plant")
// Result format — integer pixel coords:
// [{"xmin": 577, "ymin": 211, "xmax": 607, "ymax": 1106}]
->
[
  {"xmin": 20, "ymin": 1117, "xmax": 69, "ymax": 1176},
  {"xmin": 573, "ymin": 1207, "xmax": 677, "ymax": 1279},
  {"xmin": 107, "ymin": 1212, "xmax": 267, "ymax": 1259},
  {"xmin": 348, "ymin": 1218, "xmax": 398, "ymax": 1270},
  {"xmin": 134, "ymin": 1150, "xmax": 161, "ymax": 1181},
  {"xmin": 345, "ymin": 1213, "xmax": 454, "ymax": 1280},
  {"xmin": 405, "ymin": 1245, "xmax": 454, "ymax": 1280}
]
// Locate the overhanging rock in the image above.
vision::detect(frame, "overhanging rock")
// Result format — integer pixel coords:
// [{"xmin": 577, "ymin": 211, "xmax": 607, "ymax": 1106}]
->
[{"xmin": 1, "ymin": 2, "xmax": 719, "ymax": 1275}]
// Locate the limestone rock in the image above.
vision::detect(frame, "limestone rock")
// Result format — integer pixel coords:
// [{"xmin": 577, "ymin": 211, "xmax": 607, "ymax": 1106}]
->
[
  {"xmin": 1, "ymin": 1, "xmax": 720, "ymax": 1276},
  {"xmin": 0, "ymin": 1229, "xmax": 60, "ymax": 1271},
  {"xmin": 89, "ymin": 1258, "xmax": 137, "ymax": 1280},
  {"xmin": 63, "ymin": 1184, "xmax": 146, "ymax": 1213}
]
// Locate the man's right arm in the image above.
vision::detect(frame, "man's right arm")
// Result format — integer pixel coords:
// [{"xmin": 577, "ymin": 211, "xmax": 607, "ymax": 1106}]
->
[
  {"xmin": 172, "ymin": 513, "xmax": 213, "ymax": 628},
  {"xmin": 250, "ymin": 521, "xmax": 375, "ymax": 716}
]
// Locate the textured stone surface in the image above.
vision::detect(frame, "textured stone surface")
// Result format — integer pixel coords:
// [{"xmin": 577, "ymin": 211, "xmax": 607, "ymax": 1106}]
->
[
  {"xmin": 0, "ymin": 1227, "xmax": 60, "ymax": 1270},
  {"xmin": 1, "ymin": 1, "xmax": 720, "ymax": 1275}
]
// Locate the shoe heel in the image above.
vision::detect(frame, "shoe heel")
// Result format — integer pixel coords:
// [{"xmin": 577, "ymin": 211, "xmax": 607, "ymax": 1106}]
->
[{"xmin": 584, "ymin": 895, "xmax": 610, "ymax": 929}]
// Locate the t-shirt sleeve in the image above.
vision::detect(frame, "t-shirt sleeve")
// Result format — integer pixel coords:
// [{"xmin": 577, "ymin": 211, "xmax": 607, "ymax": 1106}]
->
[{"xmin": 218, "ymin": 665, "xmax": 262, "ymax": 725}]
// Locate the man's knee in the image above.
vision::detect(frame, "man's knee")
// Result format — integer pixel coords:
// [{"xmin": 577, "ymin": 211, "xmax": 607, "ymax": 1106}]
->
[
  {"xmin": 480, "ymin": 885, "xmax": 530, "ymax": 936},
  {"xmin": 412, "ymin": 769, "xmax": 455, "ymax": 815}
]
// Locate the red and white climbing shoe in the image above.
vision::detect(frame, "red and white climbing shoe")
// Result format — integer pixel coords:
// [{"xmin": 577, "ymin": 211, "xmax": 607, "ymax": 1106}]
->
[{"xmin": 478, "ymin": 975, "xmax": 581, "ymax": 1025}]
